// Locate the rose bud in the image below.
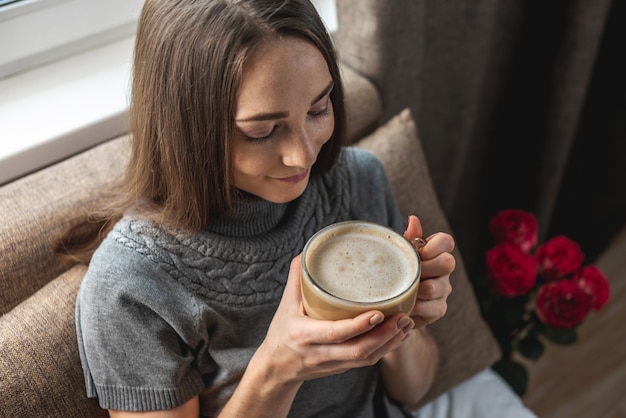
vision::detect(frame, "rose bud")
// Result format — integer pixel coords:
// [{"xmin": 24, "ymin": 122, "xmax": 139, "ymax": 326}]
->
[
  {"xmin": 576, "ymin": 265, "xmax": 610, "ymax": 310},
  {"xmin": 535, "ymin": 280, "xmax": 592, "ymax": 329},
  {"xmin": 535, "ymin": 235, "xmax": 584, "ymax": 280},
  {"xmin": 488, "ymin": 209, "xmax": 538, "ymax": 253},
  {"xmin": 486, "ymin": 242, "xmax": 537, "ymax": 296}
]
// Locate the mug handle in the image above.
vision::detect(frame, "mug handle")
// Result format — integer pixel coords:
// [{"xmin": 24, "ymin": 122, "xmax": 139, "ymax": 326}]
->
[{"xmin": 410, "ymin": 237, "xmax": 427, "ymax": 251}]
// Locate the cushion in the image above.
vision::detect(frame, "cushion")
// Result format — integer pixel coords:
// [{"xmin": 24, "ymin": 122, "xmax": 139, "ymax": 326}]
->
[
  {"xmin": 355, "ymin": 108, "xmax": 501, "ymax": 406},
  {"xmin": 340, "ymin": 63, "xmax": 383, "ymax": 144},
  {"xmin": 0, "ymin": 265, "xmax": 108, "ymax": 417}
]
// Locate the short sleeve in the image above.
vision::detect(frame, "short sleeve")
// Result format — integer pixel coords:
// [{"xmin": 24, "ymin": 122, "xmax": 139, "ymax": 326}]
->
[{"xmin": 76, "ymin": 235, "xmax": 210, "ymax": 411}]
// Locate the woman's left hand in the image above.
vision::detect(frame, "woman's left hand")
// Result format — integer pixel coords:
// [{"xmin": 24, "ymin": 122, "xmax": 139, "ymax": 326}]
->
[{"xmin": 404, "ymin": 215, "xmax": 455, "ymax": 328}]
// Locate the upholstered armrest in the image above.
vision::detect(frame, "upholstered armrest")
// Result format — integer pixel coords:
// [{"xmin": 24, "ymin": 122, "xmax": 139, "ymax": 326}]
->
[
  {"xmin": 0, "ymin": 138, "xmax": 129, "ymax": 316},
  {"xmin": 0, "ymin": 265, "xmax": 108, "ymax": 417},
  {"xmin": 0, "ymin": 138, "xmax": 128, "ymax": 417},
  {"xmin": 0, "ymin": 136, "xmax": 129, "ymax": 418}
]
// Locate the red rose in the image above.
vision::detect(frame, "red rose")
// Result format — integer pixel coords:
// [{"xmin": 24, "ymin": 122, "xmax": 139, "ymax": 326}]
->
[
  {"xmin": 576, "ymin": 265, "xmax": 610, "ymax": 310},
  {"xmin": 486, "ymin": 242, "xmax": 537, "ymax": 296},
  {"xmin": 535, "ymin": 235, "xmax": 584, "ymax": 280},
  {"xmin": 488, "ymin": 209, "xmax": 538, "ymax": 253},
  {"xmin": 535, "ymin": 279, "xmax": 592, "ymax": 328}
]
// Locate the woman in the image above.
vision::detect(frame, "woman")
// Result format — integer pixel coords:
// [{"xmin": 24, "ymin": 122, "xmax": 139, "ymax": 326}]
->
[{"xmin": 69, "ymin": 0, "xmax": 455, "ymax": 416}]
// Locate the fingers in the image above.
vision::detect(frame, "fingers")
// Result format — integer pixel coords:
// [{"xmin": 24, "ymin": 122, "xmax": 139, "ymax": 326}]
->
[
  {"xmin": 403, "ymin": 215, "xmax": 423, "ymax": 242},
  {"xmin": 280, "ymin": 254, "xmax": 306, "ymax": 316},
  {"xmin": 305, "ymin": 310, "xmax": 386, "ymax": 345},
  {"xmin": 417, "ymin": 273, "xmax": 452, "ymax": 299},
  {"xmin": 418, "ymin": 232, "xmax": 455, "ymax": 261},
  {"xmin": 284, "ymin": 255, "xmax": 406, "ymax": 345},
  {"xmin": 411, "ymin": 301, "xmax": 448, "ymax": 328},
  {"xmin": 403, "ymin": 215, "xmax": 455, "ymax": 263},
  {"xmin": 418, "ymin": 230, "xmax": 455, "ymax": 281},
  {"xmin": 283, "ymin": 255, "xmax": 408, "ymax": 347},
  {"xmin": 311, "ymin": 313, "xmax": 414, "ymax": 365},
  {"xmin": 354, "ymin": 317, "xmax": 414, "ymax": 364},
  {"xmin": 420, "ymin": 252, "xmax": 456, "ymax": 279},
  {"xmin": 265, "ymin": 255, "xmax": 418, "ymax": 382},
  {"xmin": 411, "ymin": 275, "xmax": 451, "ymax": 327},
  {"xmin": 405, "ymin": 225, "xmax": 454, "ymax": 327},
  {"xmin": 400, "ymin": 216, "xmax": 455, "ymax": 329},
  {"xmin": 285, "ymin": 254, "xmax": 303, "ymax": 294},
  {"xmin": 412, "ymin": 265, "xmax": 453, "ymax": 327}
]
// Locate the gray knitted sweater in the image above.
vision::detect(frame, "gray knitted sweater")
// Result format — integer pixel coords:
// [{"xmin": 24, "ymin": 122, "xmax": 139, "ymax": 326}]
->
[{"xmin": 76, "ymin": 147, "xmax": 407, "ymax": 417}]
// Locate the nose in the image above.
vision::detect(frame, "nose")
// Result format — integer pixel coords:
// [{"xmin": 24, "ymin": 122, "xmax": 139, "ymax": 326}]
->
[{"xmin": 281, "ymin": 128, "xmax": 317, "ymax": 168}]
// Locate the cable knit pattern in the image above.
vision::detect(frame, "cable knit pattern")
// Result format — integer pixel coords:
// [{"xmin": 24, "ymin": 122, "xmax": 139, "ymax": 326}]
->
[{"xmin": 106, "ymin": 150, "xmax": 352, "ymax": 307}]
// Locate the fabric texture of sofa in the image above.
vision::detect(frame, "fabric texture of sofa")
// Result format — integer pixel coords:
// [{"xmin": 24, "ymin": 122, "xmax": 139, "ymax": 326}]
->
[{"xmin": 0, "ymin": 3, "xmax": 501, "ymax": 417}]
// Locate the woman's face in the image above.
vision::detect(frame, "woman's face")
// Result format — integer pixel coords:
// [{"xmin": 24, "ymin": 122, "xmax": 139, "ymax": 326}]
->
[{"xmin": 231, "ymin": 36, "xmax": 335, "ymax": 203}]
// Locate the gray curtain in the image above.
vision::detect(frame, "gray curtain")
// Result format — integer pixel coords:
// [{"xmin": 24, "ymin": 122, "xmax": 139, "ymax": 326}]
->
[{"xmin": 336, "ymin": 0, "xmax": 626, "ymax": 275}]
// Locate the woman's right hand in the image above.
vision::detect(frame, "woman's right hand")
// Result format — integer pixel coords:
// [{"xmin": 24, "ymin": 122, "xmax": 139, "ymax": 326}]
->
[
  {"xmin": 219, "ymin": 255, "xmax": 413, "ymax": 418},
  {"xmin": 255, "ymin": 254, "xmax": 414, "ymax": 382}
]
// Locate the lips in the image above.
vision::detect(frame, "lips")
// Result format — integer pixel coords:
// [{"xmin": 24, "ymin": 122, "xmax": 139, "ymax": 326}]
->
[{"xmin": 274, "ymin": 169, "xmax": 310, "ymax": 184}]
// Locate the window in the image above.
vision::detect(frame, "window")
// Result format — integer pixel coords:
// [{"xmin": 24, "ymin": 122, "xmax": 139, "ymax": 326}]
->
[
  {"xmin": 312, "ymin": 0, "xmax": 337, "ymax": 33},
  {"xmin": 0, "ymin": 0, "xmax": 23, "ymax": 7},
  {"xmin": 0, "ymin": 0, "xmax": 144, "ymax": 80},
  {"xmin": 0, "ymin": 0, "xmax": 144, "ymax": 185}
]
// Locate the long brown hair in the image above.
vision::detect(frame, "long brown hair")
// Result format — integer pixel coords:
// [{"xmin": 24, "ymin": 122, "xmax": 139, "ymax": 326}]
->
[{"xmin": 57, "ymin": 0, "xmax": 346, "ymax": 264}]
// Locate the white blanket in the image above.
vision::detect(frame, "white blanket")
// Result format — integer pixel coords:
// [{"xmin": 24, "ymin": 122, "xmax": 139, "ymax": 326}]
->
[{"xmin": 409, "ymin": 368, "xmax": 539, "ymax": 418}]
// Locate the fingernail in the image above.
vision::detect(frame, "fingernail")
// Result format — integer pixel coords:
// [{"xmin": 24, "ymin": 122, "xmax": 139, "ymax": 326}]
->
[{"xmin": 370, "ymin": 313, "xmax": 384, "ymax": 326}]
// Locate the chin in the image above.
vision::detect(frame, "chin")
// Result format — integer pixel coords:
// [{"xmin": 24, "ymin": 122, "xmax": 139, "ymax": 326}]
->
[
  {"xmin": 238, "ymin": 177, "xmax": 310, "ymax": 204},
  {"xmin": 266, "ymin": 191, "xmax": 306, "ymax": 204},
  {"xmin": 263, "ymin": 185, "xmax": 308, "ymax": 204}
]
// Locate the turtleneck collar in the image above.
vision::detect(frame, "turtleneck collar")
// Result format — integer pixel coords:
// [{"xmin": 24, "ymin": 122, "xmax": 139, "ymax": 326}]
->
[{"xmin": 205, "ymin": 190, "xmax": 291, "ymax": 237}]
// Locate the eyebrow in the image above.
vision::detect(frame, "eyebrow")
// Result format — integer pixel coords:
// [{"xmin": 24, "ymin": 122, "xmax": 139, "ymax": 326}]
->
[{"xmin": 235, "ymin": 80, "xmax": 334, "ymax": 123}]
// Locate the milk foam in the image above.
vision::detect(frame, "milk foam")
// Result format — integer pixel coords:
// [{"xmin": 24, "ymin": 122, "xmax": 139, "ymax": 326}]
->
[{"xmin": 307, "ymin": 229, "xmax": 417, "ymax": 302}]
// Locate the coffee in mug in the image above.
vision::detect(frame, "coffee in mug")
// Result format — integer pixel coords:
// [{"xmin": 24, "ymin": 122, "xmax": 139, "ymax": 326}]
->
[{"xmin": 301, "ymin": 220, "xmax": 421, "ymax": 321}]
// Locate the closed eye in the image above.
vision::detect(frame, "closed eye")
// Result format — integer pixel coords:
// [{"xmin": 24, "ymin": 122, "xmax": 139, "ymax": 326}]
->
[
  {"xmin": 244, "ymin": 125, "xmax": 278, "ymax": 142},
  {"xmin": 309, "ymin": 106, "xmax": 331, "ymax": 118},
  {"xmin": 308, "ymin": 86, "xmax": 333, "ymax": 119}
]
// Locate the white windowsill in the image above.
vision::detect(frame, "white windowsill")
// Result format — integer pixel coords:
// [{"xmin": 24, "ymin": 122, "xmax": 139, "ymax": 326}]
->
[
  {"xmin": 0, "ymin": 0, "xmax": 336, "ymax": 187},
  {"xmin": 0, "ymin": 35, "xmax": 134, "ymax": 186}
]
